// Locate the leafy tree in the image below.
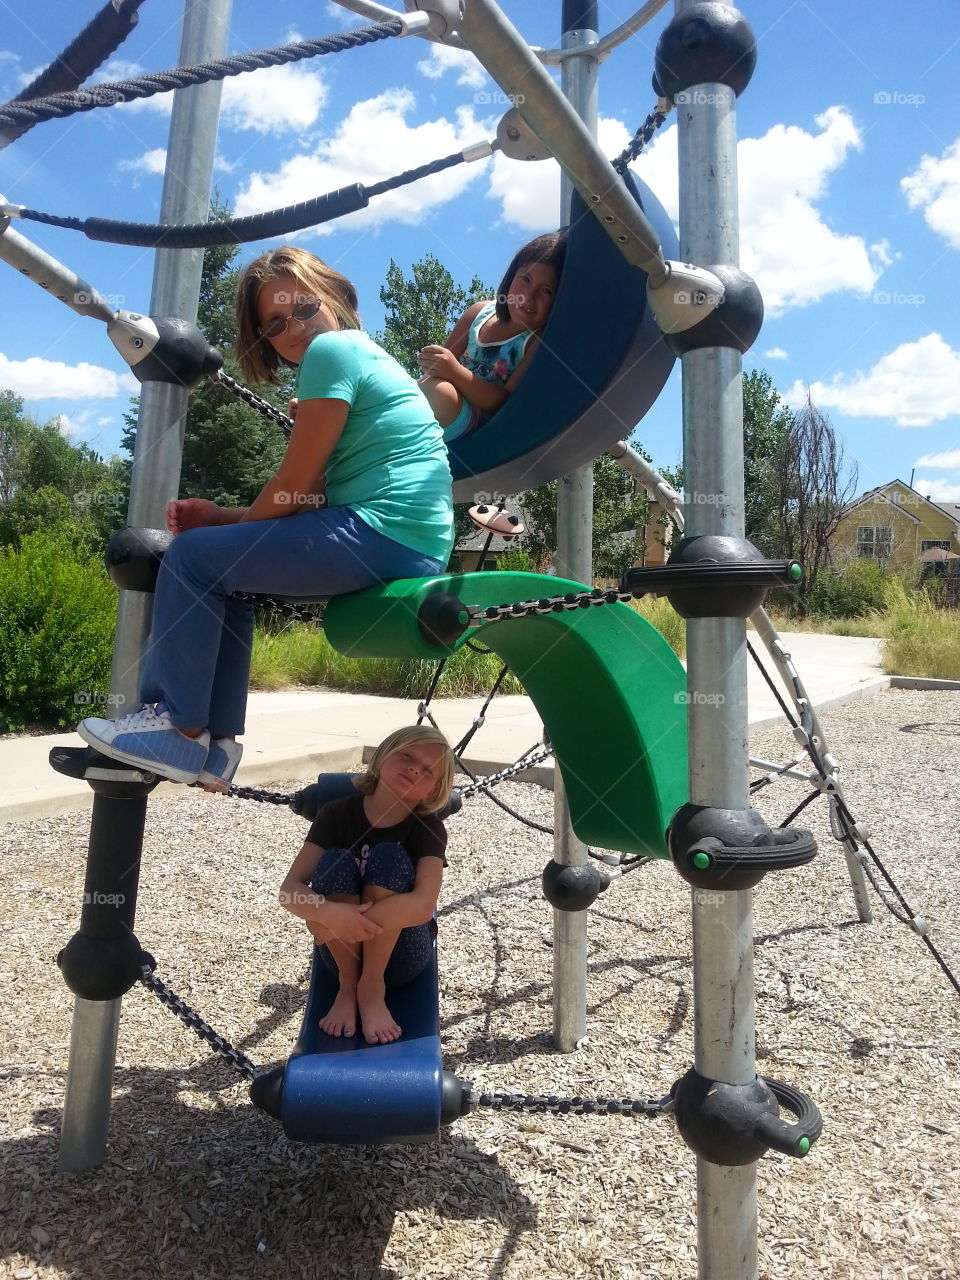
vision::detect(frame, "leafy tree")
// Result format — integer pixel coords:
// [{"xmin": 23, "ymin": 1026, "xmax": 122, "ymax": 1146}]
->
[
  {"xmin": 518, "ymin": 449, "xmax": 652, "ymax": 580},
  {"xmin": 122, "ymin": 195, "xmax": 290, "ymax": 506},
  {"xmin": 742, "ymin": 369, "xmax": 794, "ymax": 553},
  {"xmin": 0, "ymin": 393, "xmax": 127, "ymax": 553},
  {"xmin": 377, "ymin": 255, "xmax": 488, "ymax": 377},
  {"xmin": 377, "ymin": 254, "xmax": 489, "ymax": 554}
]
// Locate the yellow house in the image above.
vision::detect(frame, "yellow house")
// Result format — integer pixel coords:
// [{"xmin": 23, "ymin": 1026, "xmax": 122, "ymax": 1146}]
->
[{"xmin": 832, "ymin": 480, "xmax": 960, "ymax": 573}]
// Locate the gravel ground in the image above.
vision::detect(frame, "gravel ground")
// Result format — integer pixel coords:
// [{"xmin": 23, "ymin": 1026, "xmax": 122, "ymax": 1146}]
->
[{"xmin": 1, "ymin": 687, "xmax": 959, "ymax": 1280}]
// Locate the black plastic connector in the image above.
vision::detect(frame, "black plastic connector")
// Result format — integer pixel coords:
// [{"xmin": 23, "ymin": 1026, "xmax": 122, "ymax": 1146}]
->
[
  {"xmin": 542, "ymin": 859, "xmax": 610, "ymax": 911},
  {"xmin": 669, "ymin": 803, "xmax": 817, "ymax": 891},
  {"xmin": 623, "ymin": 535, "xmax": 802, "ymax": 619},
  {"xmin": 672, "ymin": 1067, "xmax": 823, "ymax": 1165},
  {"xmin": 105, "ymin": 526, "xmax": 172, "ymax": 593},
  {"xmin": 654, "ymin": 3, "xmax": 756, "ymax": 101}
]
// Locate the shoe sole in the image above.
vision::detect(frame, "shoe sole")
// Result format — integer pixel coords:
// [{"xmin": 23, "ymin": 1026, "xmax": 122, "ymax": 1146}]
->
[{"xmin": 77, "ymin": 723, "xmax": 202, "ymax": 785}]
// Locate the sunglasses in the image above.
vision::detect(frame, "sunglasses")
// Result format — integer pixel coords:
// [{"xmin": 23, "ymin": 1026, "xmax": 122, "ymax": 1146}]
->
[{"xmin": 259, "ymin": 298, "xmax": 323, "ymax": 341}]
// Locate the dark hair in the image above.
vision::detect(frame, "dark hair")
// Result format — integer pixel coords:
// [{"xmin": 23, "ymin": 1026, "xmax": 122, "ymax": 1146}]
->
[
  {"xmin": 234, "ymin": 246, "xmax": 362, "ymax": 385},
  {"xmin": 494, "ymin": 229, "xmax": 567, "ymax": 324}
]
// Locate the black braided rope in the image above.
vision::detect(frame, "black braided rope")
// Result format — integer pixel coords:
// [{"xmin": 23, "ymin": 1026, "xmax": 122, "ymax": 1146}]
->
[
  {"xmin": 0, "ymin": 21, "xmax": 404, "ymax": 134},
  {"xmin": 365, "ymin": 150, "xmax": 469, "ymax": 198},
  {"xmin": 475, "ymin": 1091, "xmax": 671, "ymax": 1117},
  {"xmin": 140, "ymin": 964, "xmax": 264, "ymax": 1081}
]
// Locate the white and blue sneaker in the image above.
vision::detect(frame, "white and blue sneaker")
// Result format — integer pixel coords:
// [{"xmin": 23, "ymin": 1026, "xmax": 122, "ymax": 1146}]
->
[
  {"xmin": 197, "ymin": 737, "xmax": 243, "ymax": 792},
  {"xmin": 77, "ymin": 704, "xmax": 210, "ymax": 785}
]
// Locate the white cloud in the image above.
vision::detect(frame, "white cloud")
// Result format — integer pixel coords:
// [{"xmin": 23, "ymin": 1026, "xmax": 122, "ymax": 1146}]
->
[
  {"xmin": 233, "ymin": 90, "xmax": 488, "ymax": 233},
  {"xmin": 488, "ymin": 116, "xmax": 641, "ymax": 231},
  {"xmin": 220, "ymin": 62, "xmax": 328, "ymax": 134},
  {"xmin": 486, "ymin": 107, "xmax": 883, "ymax": 317},
  {"xmin": 101, "ymin": 58, "xmax": 328, "ymax": 133},
  {"xmin": 0, "ymin": 353, "xmax": 138, "ymax": 401},
  {"xmin": 914, "ymin": 449, "xmax": 960, "ymax": 469},
  {"xmin": 118, "ymin": 148, "xmax": 167, "ymax": 176},
  {"xmin": 738, "ymin": 107, "xmax": 884, "ymax": 314},
  {"xmin": 417, "ymin": 43, "xmax": 487, "ymax": 90},
  {"xmin": 901, "ymin": 138, "xmax": 960, "ymax": 249},
  {"xmin": 784, "ymin": 334, "xmax": 960, "ymax": 427},
  {"xmin": 764, "ymin": 347, "xmax": 788, "ymax": 360},
  {"xmin": 910, "ymin": 478, "xmax": 960, "ymax": 503}
]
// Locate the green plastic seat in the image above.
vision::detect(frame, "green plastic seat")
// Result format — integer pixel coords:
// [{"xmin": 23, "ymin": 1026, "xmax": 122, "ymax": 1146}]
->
[{"xmin": 324, "ymin": 573, "xmax": 688, "ymax": 858}]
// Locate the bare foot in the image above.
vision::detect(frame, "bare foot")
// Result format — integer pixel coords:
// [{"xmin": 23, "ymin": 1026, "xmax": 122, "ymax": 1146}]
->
[
  {"xmin": 357, "ymin": 979, "xmax": 401, "ymax": 1044},
  {"xmin": 319, "ymin": 989, "xmax": 358, "ymax": 1037}
]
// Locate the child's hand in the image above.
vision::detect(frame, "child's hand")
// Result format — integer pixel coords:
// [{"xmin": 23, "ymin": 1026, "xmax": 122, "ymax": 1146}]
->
[
  {"xmin": 324, "ymin": 900, "xmax": 382, "ymax": 944},
  {"xmin": 417, "ymin": 345, "xmax": 458, "ymax": 379},
  {"xmin": 167, "ymin": 498, "xmax": 223, "ymax": 535}
]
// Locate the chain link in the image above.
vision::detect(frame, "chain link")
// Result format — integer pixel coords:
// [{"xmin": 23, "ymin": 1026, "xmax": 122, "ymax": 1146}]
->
[
  {"xmin": 458, "ymin": 745, "xmax": 555, "ymax": 798},
  {"xmin": 468, "ymin": 586, "xmax": 635, "ymax": 627},
  {"xmin": 140, "ymin": 963, "xmax": 264, "ymax": 1081},
  {"xmin": 612, "ymin": 105, "xmax": 671, "ymax": 173},
  {"xmin": 474, "ymin": 1090, "xmax": 673, "ymax": 1117}
]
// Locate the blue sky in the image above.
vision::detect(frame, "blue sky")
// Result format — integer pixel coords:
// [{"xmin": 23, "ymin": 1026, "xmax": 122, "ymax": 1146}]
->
[{"xmin": 0, "ymin": 0, "xmax": 958, "ymax": 503}]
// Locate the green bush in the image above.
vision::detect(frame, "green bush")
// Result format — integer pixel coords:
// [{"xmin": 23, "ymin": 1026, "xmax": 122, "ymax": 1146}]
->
[
  {"xmin": 882, "ymin": 576, "xmax": 960, "ymax": 680},
  {"xmin": 0, "ymin": 530, "xmax": 117, "ymax": 731},
  {"xmin": 808, "ymin": 559, "xmax": 891, "ymax": 619},
  {"xmin": 495, "ymin": 548, "xmax": 534, "ymax": 574}
]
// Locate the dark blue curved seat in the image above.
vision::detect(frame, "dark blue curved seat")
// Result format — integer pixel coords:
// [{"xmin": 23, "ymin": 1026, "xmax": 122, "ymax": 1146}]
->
[{"xmin": 445, "ymin": 170, "xmax": 678, "ymax": 499}]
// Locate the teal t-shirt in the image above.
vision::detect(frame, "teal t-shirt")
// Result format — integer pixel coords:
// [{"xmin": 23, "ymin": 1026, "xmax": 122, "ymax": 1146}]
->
[{"xmin": 295, "ymin": 330, "xmax": 454, "ymax": 564}]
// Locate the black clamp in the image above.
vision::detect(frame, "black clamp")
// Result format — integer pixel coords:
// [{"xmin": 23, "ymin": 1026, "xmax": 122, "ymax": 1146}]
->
[
  {"xmin": 622, "ymin": 535, "xmax": 801, "ymax": 619},
  {"xmin": 669, "ymin": 803, "xmax": 817, "ymax": 891},
  {"xmin": 542, "ymin": 860, "xmax": 610, "ymax": 911},
  {"xmin": 105, "ymin": 526, "xmax": 172, "ymax": 593},
  {"xmin": 672, "ymin": 1067, "xmax": 822, "ymax": 1164},
  {"xmin": 654, "ymin": 4, "xmax": 756, "ymax": 102},
  {"xmin": 417, "ymin": 591, "xmax": 475, "ymax": 648}
]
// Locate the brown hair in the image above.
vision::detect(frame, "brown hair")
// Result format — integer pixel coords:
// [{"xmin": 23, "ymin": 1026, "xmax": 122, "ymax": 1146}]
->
[
  {"xmin": 234, "ymin": 246, "xmax": 362, "ymax": 385},
  {"xmin": 494, "ymin": 229, "xmax": 567, "ymax": 324},
  {"xmin": 354, "ymin": 725, "xmax": 456, "ymax": 815}
]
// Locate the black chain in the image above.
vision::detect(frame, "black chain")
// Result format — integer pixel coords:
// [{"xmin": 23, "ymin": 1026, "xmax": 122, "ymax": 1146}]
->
[
  {"xmin": 468, "ymin": 586, "xmax": 636, "ymax": 627},
  {"xmin": 139, "ymin": 963, "xmax": 264, "ymax": 1081},
  {"xmin": 612, "ymin": 105, "xmax": 671, "ymax": 174},
  {"xmin": 211, "ymin": 370, "xmax": 293, "ymax": 434},
  {"xmin": 232, "ymin": 592, "xmax": 325, "ymax": 624},
  {"xmin": 229, "ymin": 783, "xmax": 297, "ymax": 806},
  {"xmin": 473, "ymin": 1090, "xmax": 672, "ymax": 1117},
  {"xmin": 458, "ymin": 746, "xmax": 555, "ymax": 799}
]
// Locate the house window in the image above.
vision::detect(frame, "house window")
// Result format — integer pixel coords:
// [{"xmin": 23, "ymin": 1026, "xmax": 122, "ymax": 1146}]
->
[
  {"xmin": 857, "ymin": 525, "xmax": 892, "ymax": 558},
  {"xmin": 921, "ymin": 539, "xmax": 951, "ymax": 552}
]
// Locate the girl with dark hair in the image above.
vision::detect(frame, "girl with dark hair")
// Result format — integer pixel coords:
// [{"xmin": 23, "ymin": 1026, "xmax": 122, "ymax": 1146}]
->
[{"xmin": 417, "ymin": 229, "xmax": 566, "ymax": 442}]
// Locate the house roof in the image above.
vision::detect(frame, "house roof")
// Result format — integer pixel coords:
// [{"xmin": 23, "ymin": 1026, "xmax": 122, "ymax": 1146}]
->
[{"xmin": 843, "ymin": 480, "xmax": 960, "ymax": 528}]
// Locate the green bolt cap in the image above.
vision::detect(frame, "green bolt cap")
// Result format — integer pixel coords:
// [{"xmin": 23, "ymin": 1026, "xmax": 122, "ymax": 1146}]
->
[
  {"xmin": 457, "ymin": 610, "xmax": 469, "ymax": 626},
  {"xmin": 692, "ymin": 850, "xmax": 711, "ymax": 870},
  {"xmin": 797, "ymin": 1136, "xmax": 811, "ymax": 1156},
  {"xmin": 789, "ymin": 563, "xmax": 803, "ymax": 581}
]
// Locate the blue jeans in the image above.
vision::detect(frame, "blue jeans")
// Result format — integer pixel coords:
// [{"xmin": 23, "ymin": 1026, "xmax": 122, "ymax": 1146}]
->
[
  {"xmin": 139, "ymin": 507, "xmax": 445, "ymax": 737},
  {"xmin": 310, "ymin": 842, "xmax": 434, "ymax": 987}
]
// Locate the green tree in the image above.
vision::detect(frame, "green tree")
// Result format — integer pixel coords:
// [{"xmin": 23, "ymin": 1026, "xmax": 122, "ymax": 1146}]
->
[
  {"xmin": 377, "ymin": 254, "xmax": 489, "ymax": 555},
  {"xmin": 377, "ymin": 254, "xmax": 488, "ymax": 377},
  {"xmin": 122, "ymin": 195, "xmax": 290, "ymax": 506},
  {"xmin": 518, "ymin": 449, "xmax": 652, "ymax": 580},
  {"xmin": 0, "ymin": 393, "xmax": 127, "ymax": 554},
  {"xmin": 742, "ymin": 369, "xmax": 794, "ymax": 553}
]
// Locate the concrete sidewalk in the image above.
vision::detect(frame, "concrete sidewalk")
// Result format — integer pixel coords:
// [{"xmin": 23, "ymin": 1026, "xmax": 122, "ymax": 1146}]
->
[{"xmin": 0, "ymin": 632, "xmax": 887, "ymax": 824}]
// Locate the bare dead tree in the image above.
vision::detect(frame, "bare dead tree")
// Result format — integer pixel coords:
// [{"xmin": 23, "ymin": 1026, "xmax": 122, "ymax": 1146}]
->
[{"xmin": 771, "ymin": 391, "xmax": 859, "ymax": 614}]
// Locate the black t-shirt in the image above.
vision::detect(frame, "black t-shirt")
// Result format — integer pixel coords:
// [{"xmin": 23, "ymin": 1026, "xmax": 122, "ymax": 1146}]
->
[{"xmin": 306, "ymin": 792, "xmax": 448, "ymax": 868}]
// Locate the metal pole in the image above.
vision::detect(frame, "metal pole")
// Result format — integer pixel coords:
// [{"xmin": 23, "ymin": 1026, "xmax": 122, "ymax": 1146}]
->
[
  {"xmin": 550, "ymin": 0, "xmax": 599, "ymax": 1053},
  {"xmin": 59, "ymin": 0, "xmax": 232, "ymax": 1173},
  {"xmin": 674, "ymin": 1, "xmax": 757, "ymax": 1273}
]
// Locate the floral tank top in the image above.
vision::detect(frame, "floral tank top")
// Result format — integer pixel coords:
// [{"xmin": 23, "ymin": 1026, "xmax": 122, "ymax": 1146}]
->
[{"xmin": 460, "ymin": 301, "xmax": 537, "ymax": 385}]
